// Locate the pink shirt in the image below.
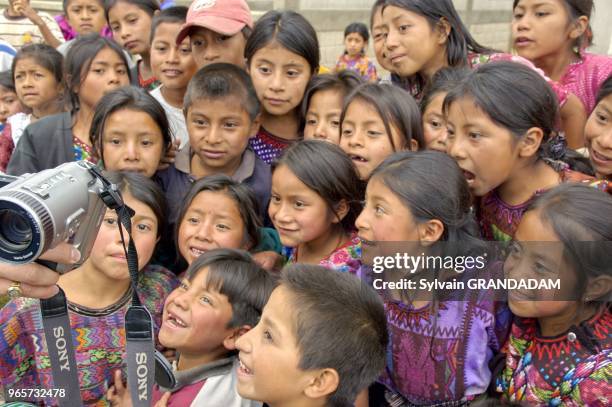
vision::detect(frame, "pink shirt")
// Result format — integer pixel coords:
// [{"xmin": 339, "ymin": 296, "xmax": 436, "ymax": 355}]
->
[{"xmin": 560, "ymin": 52, "xmax": 612, "ymax": 114}]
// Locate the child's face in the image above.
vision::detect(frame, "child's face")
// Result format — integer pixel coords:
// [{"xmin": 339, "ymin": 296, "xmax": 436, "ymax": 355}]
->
[
  {"xmin": 190, "ymin": 27, "xmax": 247, "ymax": 69},
  {"xmin": 303, "ymin": 88, "xmax": 343, "ymax": 144},
  {"xmin": 422, "ymin": 92, "xmax": 448, "ymax": 152},
  {"xmin": 108, "ymin": 1, "xmax": 153, "ymax": 56},
  {"xmin": 381, "ymin": 5, "xmax": 447, "ymax": 78},
  {"xmin": 187, "ymin": 97, "xmax": 258, "ymax": 175},
  {"xmin": 505, "ymin": 210, "xmax": 579, "ymax": 320},
  {"xmin": 13, "ymin": 57, "xmax": 62, "ymax": 111},
  {"xmin": 150, "ymin": 22, "xmax": 197, "ymax": 91},
  {"xmin": 77, "ymin": 47, "xmax": 130, "ymax": 109},
  {"xmin": 0, "ymin": 86, "xmax": 24, "ymax": 124},
  {"xmin": 344, "ymin": 32, "xmax": 366, "ymax": 57},
  {"xmin": 249, "ymin": 43, "xmax": 312, "ymax": 116},
  {"xmin": 178, "ymin": 190, "xmax": 249, "ymax": 265},
  {"xmin": 584, "ymin": 94, "xmax": 612, "ymax": 179},
  {"xmin": 269, "ymin": 164, "xmax": 338, "ymax": 249},
  {"xmin": 511, "ymin": 0, "xmax": 576, "ymax": 63},
  {"xmin": 340, "ymin": 98, "xmax": 404, "ymax": 180},
  {"xmin": 371, "ymin": 7, "xmax": 392, "ymax": 72},
  {"xmin": 87, "ymin": 191, "xmax": 158, "ymax": 280},
  {"xmin": 356, "ymin": 176, "xmax": 422, "ymax": 243},
  {"xmin": 65, "ymin": 0, "xmax": 106, "ymax": 35},
  {"xmin": 101, "ymin": 108, "xmax": 165, "ymax": 177},
  {"xmin": 236, "ymin": 285, "xmax": 317, "ymax": 405},
  {"xmin": 159, "ymin": 267, "xmax": 236, "ymax": 356},
  {"xmin": 446, "ymin": 97, "xmax": 520, "ymax": 197}
]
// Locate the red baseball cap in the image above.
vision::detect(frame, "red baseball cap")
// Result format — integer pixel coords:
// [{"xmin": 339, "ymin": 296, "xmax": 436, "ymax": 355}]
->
[{"xmin": 176, "ymin": 0, "xmax": 253, "ymax": 44}]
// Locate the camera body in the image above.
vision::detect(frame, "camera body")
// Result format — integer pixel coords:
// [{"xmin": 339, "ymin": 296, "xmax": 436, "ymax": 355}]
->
[{"xmin": 0, "ymin": 161, "xmax": 121, "ymax": 271}]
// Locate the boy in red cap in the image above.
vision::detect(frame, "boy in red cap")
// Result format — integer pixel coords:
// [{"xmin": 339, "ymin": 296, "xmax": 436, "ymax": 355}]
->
[{"xmin": 176, "ymin": 0, "xmax": 253, "ymax": 69}]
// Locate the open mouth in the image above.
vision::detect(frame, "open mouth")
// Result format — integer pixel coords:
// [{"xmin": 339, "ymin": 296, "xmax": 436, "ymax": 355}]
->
[
  {"xmin": 514, "ymin": 37, "xmax": 533, "ymax": 47},
  {"xmin": 162, "ymin": 69, "xmax": 184, "ymax": 78},
  {"xmin": 238, "ymin": 357, "xmax": 253, "ymax": 376},
  {"xmin": 591, "ymin": 148, "xmax": 612, "ymax": 164},
  {"xmin": 189, "ymin": 247, "xmax": 208, "ymax": 258},
  {"xmin": 462, "ymin": 169, "xmax": 476, "ymax": 183},
  {"xmin": 349, "ymin": 154, "xmax": 368, "ymax": 163},
  {"xmin": 166, "ymin": 312, "xmax": 187, "ymax": 328}
]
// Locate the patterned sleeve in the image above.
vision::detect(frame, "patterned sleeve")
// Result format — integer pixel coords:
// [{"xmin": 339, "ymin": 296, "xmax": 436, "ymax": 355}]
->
[
  {"xmin": 0, "ymin": 298, "xmax": 43, "ymax": 390},
  {"xmin": 366, "ymin": 60, "xmax": 378, "ymax": 82},
  {"xmin": 0, "ymin": 124, "xmax": 15, "ymax": 173},
  {"xmin": 469, "ymin": 53, "xmax": 569, "ymax": 107}
]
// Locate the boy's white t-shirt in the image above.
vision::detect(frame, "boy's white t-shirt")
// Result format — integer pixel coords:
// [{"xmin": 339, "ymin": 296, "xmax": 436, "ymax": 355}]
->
[{"xmin": 150, "ymin": 86, "xmax": 189, "ymax": 149}]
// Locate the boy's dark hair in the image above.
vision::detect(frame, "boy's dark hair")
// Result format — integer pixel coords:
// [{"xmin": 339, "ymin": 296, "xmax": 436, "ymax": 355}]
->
[
  {"xmin": 175, "ymin": 174, "xmax": 263, "ymax": 260},
  {"xmin": 105, "ymin": 0, "xmax": 160, "ymax": 22},
  {"xmin": 245, "ymin": 10, "xmax": 320, "ymax": 74},
  {"xmin": 187, "ymin": 248, "xmax": 276, "ymax": 328},
  {"xmin": 11, "ymin": 43, "xmax": 64, "ymax": 87},
  {"xmin": 281, "ymin": 264, "xmax": 387, "ymax": 406},
  {"xmin": 273, "ymin": 140, "xmax": 363, "ymax": 233},
  {"xmin": 595, "ymin": 74, "xmax": 612, "ymax": 105},
  {"xmin": 420, "ymin": 66, "xmax": 470, "ymax": 113},
  {"xmin": 90, "ymin": 85, "xmax": 173, "ymax": 164},
  {"xmin": 149, "ymin": 6, "xmax": 188, "ymax": 43},
  {"xmin": 341, "ymin": 83, "xmax": 424, "ymax": 151},
  {"xmin": 0, "ymin": 71, "xmax": 15, "ymax": 92},
  {"xmin": 301, "ymin": 70, "xmax": 363, "ymax": 119},
  {"xmin": 65, "ymin": 34, "xmax": 132, "ymax": 114},
  {"xmin": 513, "ymin": 0, "xmax": 593, "ymax": 49},
  {"xmin": 183, "ymin": 63, "xmax": 260, "ymax": 121},
  {"xmin": 443, "ymin": 61, "xmax": 592, "ymax": 173},
  {"xmin": 103, "ymin": 171, "xmax": 168, "ymax": 238},
  {"xmin": 344, "ymin": 22, "xmax": 369, "ymax": 42}
]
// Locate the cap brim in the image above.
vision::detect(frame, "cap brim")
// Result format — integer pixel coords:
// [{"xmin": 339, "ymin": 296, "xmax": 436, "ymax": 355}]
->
[{"xmin": 176, "ymin": 17, "xmax": 245, "ymax": 45}]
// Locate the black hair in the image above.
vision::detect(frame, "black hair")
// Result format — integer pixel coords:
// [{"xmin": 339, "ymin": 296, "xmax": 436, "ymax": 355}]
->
[
  {"xmin": 273, "ymin": 140, "xmax": 363, "ymax": 234},
  {"xmin": 281, "ymin": 264, "xmax": 387, "ymax": 406},
  {"xmin": 183, "ymin": 63, "xmax": 260, "ymax": 121},
  {"xmin": 11, "ymin": 44, "xmax": 64, "ymax": 87},
  {"xmin": 443, "ymin": 61, "xmax": 592, "ymax": 172},
  {"xmin": 595, "ymin": 74, "xmax": 612, "ymax": 105},
  {"xmin": 64, "ymin": 34, "xmax": 132, "ymax": 115},
  {"xmin": 344, "ymin": 22, "xmax": 370, "ymax": 47},
  {"xmin": 420, "ymin": 66, "xmax": 470, "ymax": 114},
  {"xmin": 176, "ymin": 174, "xmax": 263, "ymax": 257},
  {"xmin": 245, "ymin": 10, "xmax": 320, "ymax": 74},
  {"xmin": 382, "ymin": 0, "xmax": 494, "ymax": 69},
  {"xmin": 528, "ymin": 183, "xmax": 612, "ymax": 302},
  {"xmin": 103, "ymin": 171, "xmax": 168, "ymax": 238},
  {"xmin": 370, "ymin": 0, "xmax": 386, "ymax": 28},
  {"xmin": 0, "ymin": 71, "xmax": 15, "ymax": 92},
  {"xmin": 187, "ymin": 248, "xmax": 276, "ymax": 328},
  {"xmin": 301, "ymin": 70, "xmax": 363, "ymax": 119},
  {"xmin": 105, "ymin": 0, "xmax": 160, "ymax": 22},
  {"xmin": 371, "ymin": 150, "xmax": 481, "ymax": 244},
  {"xmin": 149, "ymin": 6, "xmax": 188, "ymax": 43},
  {"xmin": 63, "ymin": 0, "xmax": 105, "ymax": 14},
  {"xmin": 513, "ymin": 0, "xmax": 594, "ymax": 49},
  {"xmin": 341, "ymin": 83, "xmax": 424, "ymax": 151},
  {"xmin": 90, "ymin": 86, "xmax": 172, "ymax": 165}
]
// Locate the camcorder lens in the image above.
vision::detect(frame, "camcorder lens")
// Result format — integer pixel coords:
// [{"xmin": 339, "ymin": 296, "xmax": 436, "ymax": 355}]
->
[{"xmin": 0, "ymin": 209, "xmax": 33, "ymax": 252}]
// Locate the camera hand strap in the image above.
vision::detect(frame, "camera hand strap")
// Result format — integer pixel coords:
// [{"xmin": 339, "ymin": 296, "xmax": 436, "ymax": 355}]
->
[
  {"xmin": 38, "ymin": 287, "xmax": 83, "ymax": 407},
  {"xmin": 116, "ymin": 205, "xmax": 155, "ymax": 407}
]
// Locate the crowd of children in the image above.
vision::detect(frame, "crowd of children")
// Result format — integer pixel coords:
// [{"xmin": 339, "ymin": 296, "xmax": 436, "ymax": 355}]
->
[{"xmin": 0, "ymin": 0, "xmax": 610, "ymax": 406}]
